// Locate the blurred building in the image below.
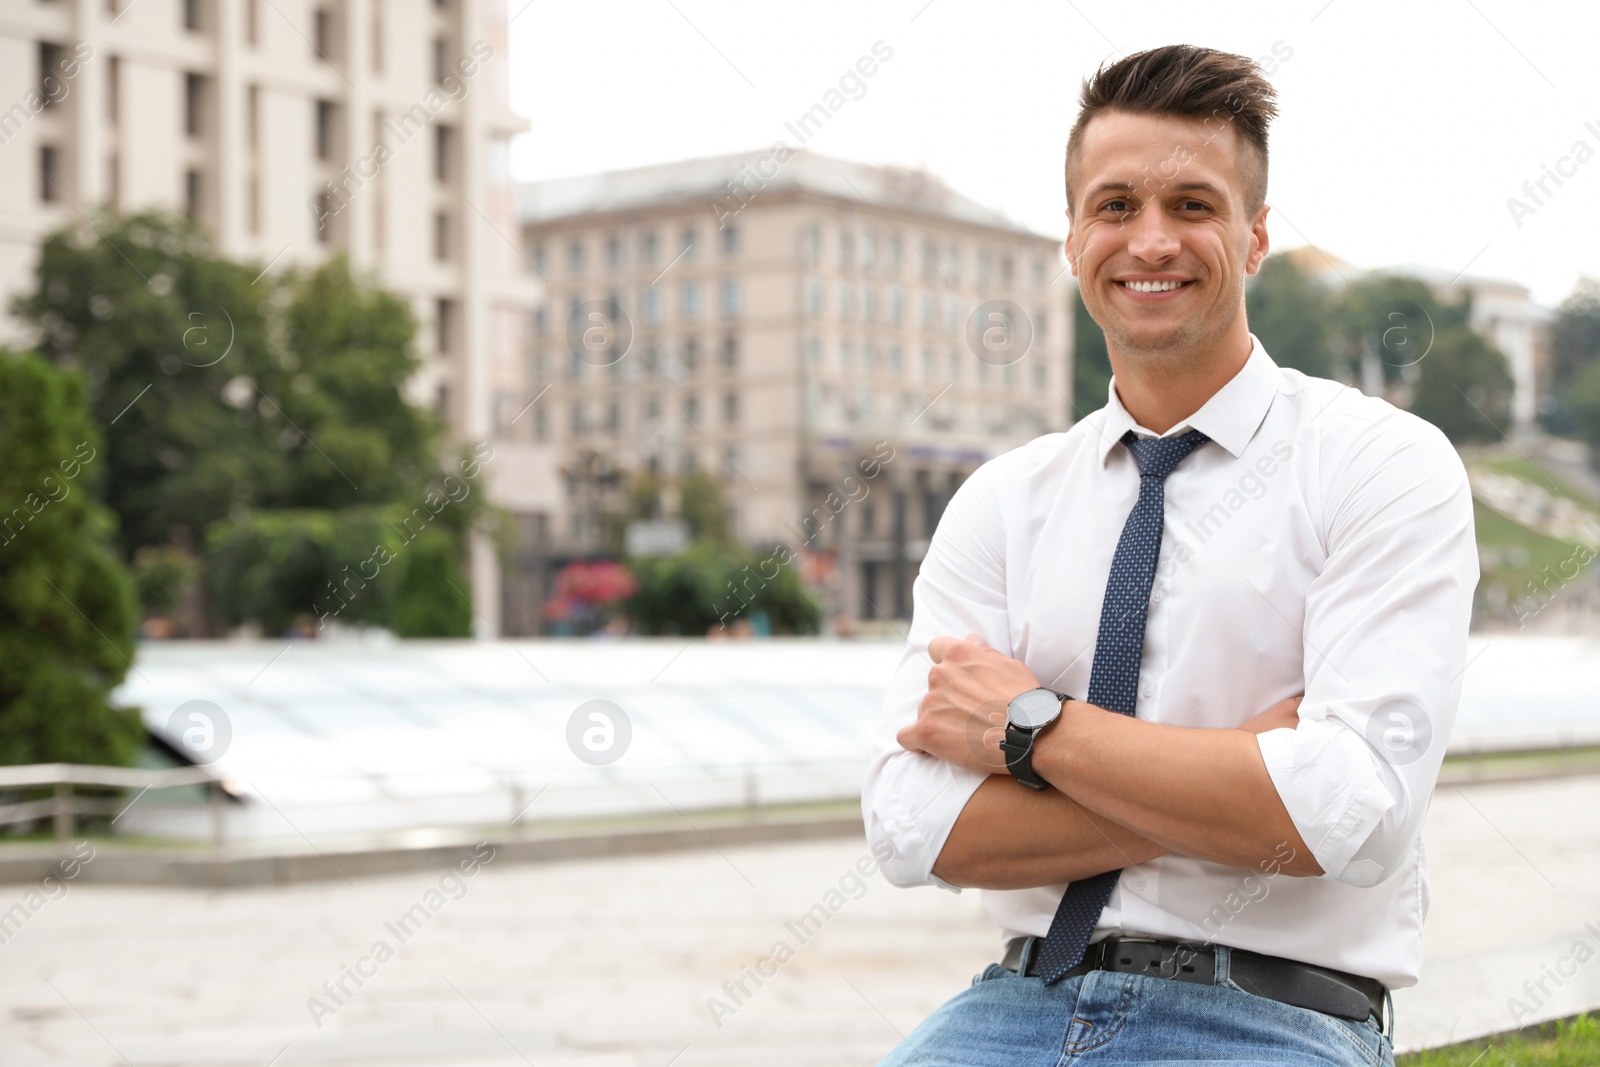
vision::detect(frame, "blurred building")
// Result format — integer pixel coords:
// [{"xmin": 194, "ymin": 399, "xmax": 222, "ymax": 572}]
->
[
  {"xmin": 1388, "ymin": 264, "xmax": 1555, "ymax": 432},
  {"xmin": 1279, "ymin": 249, "xmax": 1553, "ymax": 433},
  {"xmin": 514, "ymin": 149, "xmax": 1074, "ymax": 630},
  {"xmin": 0, "ymin": 0, "xmax": 541, "ymax": 633}
]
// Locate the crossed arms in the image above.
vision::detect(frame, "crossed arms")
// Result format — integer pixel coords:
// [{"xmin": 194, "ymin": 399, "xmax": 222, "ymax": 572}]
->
[
  {"xmin": 862, "ymin": 416, "xmax": 1479, "ymax": 895},
  {"xmin": 899, "ymin": 634, "xmax": 1319, "ymax": 888}
]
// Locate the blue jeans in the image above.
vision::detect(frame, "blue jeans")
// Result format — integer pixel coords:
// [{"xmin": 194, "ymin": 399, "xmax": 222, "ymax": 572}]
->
[{"xmin": 876, "ymin": 945, "xmax": 1395, "ymax": 1066}]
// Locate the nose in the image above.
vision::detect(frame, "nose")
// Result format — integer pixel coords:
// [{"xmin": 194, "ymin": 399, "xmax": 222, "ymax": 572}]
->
[{"xmin": 1123, "ymin": 202, "xmax": 1182, "ymax": 264}]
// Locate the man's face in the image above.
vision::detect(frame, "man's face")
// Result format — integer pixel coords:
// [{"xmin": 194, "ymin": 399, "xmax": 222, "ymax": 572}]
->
[{"xmin": 1066, "ymin": 110, "xmax": 1269, "ymax": 359}]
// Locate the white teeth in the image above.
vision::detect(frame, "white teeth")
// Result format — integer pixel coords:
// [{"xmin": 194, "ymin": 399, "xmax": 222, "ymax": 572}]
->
[{"xmin": 1122, "ymin": 279, "xmax": 1187, "ymax": 292}]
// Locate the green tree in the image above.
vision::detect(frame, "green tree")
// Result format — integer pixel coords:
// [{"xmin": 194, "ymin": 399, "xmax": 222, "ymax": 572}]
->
[
  {"xmin": 1407, "ymin": 325, "xmax": 1516, "ymax": 444},
  {"xmin": 0, "ymin": 352, "xmax": 143, "ymax": 765},
  {"xmin": 1544, "ymin": 278, "xmax": 1600, "ymax": 437},
  {"xmin": 1072, "ymin": 285, "xmax": 1112, "ymax": 418},
  {"xmin": 1329, "ymin": 273, "xmax": 1470, "ymax": 388},
  {"xmin": 14, "ymin": 211, "xmax": 482, "ymax": 637},
  {"xmin": 1245, "ymin": 254, "xmax": 1338, "ymax": 377},
  {"xmin": 13, "ymin": 211, "xmax": 273, "ymax": 557}
]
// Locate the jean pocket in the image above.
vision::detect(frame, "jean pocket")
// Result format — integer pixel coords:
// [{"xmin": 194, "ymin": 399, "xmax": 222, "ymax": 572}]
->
[
  {"xmin": 971, "ymin": 962, "xmax": 1010, "ymax": 986},
  {"xmin": 1218, "ymin": 978, "xmax": 1384, "ymax": 1067}
]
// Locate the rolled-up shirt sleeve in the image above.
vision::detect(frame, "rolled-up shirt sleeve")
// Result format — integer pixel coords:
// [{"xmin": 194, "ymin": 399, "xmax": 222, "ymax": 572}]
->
[
  {"xmin": 1255, "ymin": 414, "xmax": 1479, "ymax": 888},
  {"xmin": 861, "ymin": 459, "xmax": 1013, "ymax": 890}
]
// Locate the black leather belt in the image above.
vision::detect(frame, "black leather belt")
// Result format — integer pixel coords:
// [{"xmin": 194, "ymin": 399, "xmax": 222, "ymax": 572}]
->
[{"xmin": 1002, "ymin": 935, "xmax": 1387, "ymax": 1026}]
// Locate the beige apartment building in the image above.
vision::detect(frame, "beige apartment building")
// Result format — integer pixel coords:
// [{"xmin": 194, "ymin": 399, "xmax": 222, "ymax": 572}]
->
[
  {"xmin": 512, "ymin": 149, "xmax": 1074, "ymax": 631},
  {"xmin": 0, "ymin": 0, "xmax": 540, "ymax": 633}
]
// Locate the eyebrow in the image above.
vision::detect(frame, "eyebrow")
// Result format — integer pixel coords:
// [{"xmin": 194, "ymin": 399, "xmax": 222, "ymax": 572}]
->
[{"xmin": 1084, "ymin": 180, "xmax": 1230, "ymax": 202}]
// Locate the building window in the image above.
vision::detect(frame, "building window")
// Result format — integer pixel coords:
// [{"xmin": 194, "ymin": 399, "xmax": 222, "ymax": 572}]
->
[
  {"xmin": 722, "ymin": 226, "xmax": 738, "ymax": 255},
  {"xmin": 806, "ymin": 278, "xmax": 822, "ymax": 318},
  {"xmin": 839, "ymin": 230, "xmax": 854, "ymax": 270},
  {"xmin": 39, "ymin": 146, "xmax": 59, "ymax": 202},
  {"xmin": 682, "ymin": 337, "xmax": 699, "ymax": 372},
  {"xmin": 862, "ymin": 288, "xmax": 877, "ymax": 323},
  {"xmin": 434, "ymin": 124, "xmax": 453, "ymax": 181},
  {"xmin": 533, "ymin": 405, "xmax": 547, "ymax": 440},
  {"xmin": 889, "ymin": 287, "xmax": 904, "ymax": 325},
  {"xmin": 945, "ymin": 294, "xmax": 961, "ymax": 333},
  {"xmin": 315, "ymin": 99, "xmax": 335, "ymax": 159},
  {"xmin": 976, "ymin": 249, "xmax": 991, "ymax": 285},
  {"xmin": 681, "ymin": 282, "xmax": 700, "ymax": 320},
  {"xmin": 108, "ymin": 56, "xmax": 121, "ymax": 124},
  {"xmin": 681, "ymin": 227, "xmax": 697, "ymax": 261},
  {"xmin": 433, "ymin": 36, "xmax": 448, "ymax": 84},
  {"xmin": 185, "ymin": 73, "xmax": 206, "ymax": 138},
  {"xmin": 313, "ymin": 7, "xmax": 332, "ymax": 59},
  {"xmin": 434, "ymin": 211, "xmax": 449, "ymax": 260},
  {"xmin": 245, "ymin": 84, "xmax": 259, "ymax": 149},
  {"xmin": 571, "ymin": 401, "xmax": 586, "ymax": 433},
  {"xmin": 436, "ymin": 298, "xmax": 455, "ymax": 356},
  {"xmin": 39, "ymin": 44, "xmax": 64, "ymax": 110},
  {"xmin": 720, "ymin": 279, "xmax": 740, "ymax": 318},
  {"xmin": 920, "ymin": 293, "xmax": 934, "ymax": 330},
  {"xmin": 806, "ymin": 337, "xmax": 821, "ymax": 368},
  {"xmin": 314, "ymin": 193, "xmax": 333, "ymax": 242},
  {"xmin": 532, "ymin": 243, "xmax": 547, "ymax": 275},
  {"xmin": 1000, "ymin": 254, "xmax": 1014, "ymax": 287},
  {"xmin": 946, "ymin": 243, "xmax": 961, "ymax": 284},
  {"xmin": 803, "ymin": 223, "xmax": 820, "ymax": 265},
  {"xmin": 606, "ymin": 234, "xmax": 621, "ymax": 269},
  {"xmin": 245, "ymin": 0, "xmax": 259, "ymax": 43},
  {"xmin": 607, "ymin": 399, "xmax": 621, "ymax": 431},
  {"xmin": 837, "ymin": 283, "xmax": 852, "ymax": 320},
  {"xmin": 642, "ymin": 289, "xmax": 661, "ymax": 324},
  {"xmin": 642, "ymin": 231, "xmax": 658, "ymax": 265},
  {"xmin": 185, "ymin": 169, "xmax": 203, "ymax": 219},
  {"xmin": 568, "ymin": 240, "xmax": 584, "ymax": 274},
  {"xmin": 839, "ymin": 341, "xmax": 852, "ymax": 372},
  {"xmin": 722, "ymin": 392, "xmax": 738, "ymax": 423},
  {"xmin": 721, "ymin": 335, "xmax": 738, "ymax": 369},
  {"xmin": 247, "ymin": 172, "xmax": 258, "ymax": 234},
  {"xmin": 888, "ymin": 237, "xmax": 902, "ymax": 274},
  {"xmin": 684, "ymin": 394, "xmax": 699, "ymax": 424},
  {"xmin": 371, "ymin": 1, "xmax": 384, "ymax": 72},
  {"xmin": 921, "ymin": 238, "xmax": 936, "ymax": 279},
  {"xmin": 861, "ymin": 229, "xmax": 877, "ymax": 271},
  {"xmin": 183, "ymin": 0, "xmax": 202, "ymax": 31}
]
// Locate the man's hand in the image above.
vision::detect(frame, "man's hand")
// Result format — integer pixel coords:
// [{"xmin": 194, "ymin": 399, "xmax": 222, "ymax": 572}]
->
[{"xmin": 896, "ymin": 634, "xmax": 1043, "ymax": 776}]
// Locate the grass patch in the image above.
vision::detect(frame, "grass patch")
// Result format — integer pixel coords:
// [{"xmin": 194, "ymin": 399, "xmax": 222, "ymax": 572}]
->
[
  {"xmin": 1472, "ymin": 499, "xmax": 1584, "ymax": 608},
  {"xmin": 1400, "ymin": 1012, "xmax": 1600, "ymax": 1065},
  {"xmin": 1480, "ymin": 455, "xmax": 1599, "ymax": 511}
]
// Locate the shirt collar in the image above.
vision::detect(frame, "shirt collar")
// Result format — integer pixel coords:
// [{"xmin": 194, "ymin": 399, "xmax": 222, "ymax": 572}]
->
[{"xmin": 1095, "ymin": 333, "xmax": 1280, "ymax": 466}]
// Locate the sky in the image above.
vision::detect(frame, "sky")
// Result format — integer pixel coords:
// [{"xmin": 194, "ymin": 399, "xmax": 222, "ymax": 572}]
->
[{"xmin": 504, "ymin": 0, "xmax": 1600, "ymax": 308}]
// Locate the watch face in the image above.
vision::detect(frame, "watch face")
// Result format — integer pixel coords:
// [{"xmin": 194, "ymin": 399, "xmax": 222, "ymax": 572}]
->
[{"xmin": 1008, "ymin": 688, "xmax": 1062, "ymax": 730}]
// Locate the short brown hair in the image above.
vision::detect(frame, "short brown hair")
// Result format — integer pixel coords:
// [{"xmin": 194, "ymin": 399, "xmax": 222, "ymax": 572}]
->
[{"xmin": 1065, "ymin": 45, "xmax": 1279, "ymax": 217}]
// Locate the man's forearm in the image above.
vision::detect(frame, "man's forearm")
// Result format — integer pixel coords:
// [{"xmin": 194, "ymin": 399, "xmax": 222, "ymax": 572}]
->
[{"xmin": 932, "ymin": 774, "xmax": 1171, "ymax": 889}]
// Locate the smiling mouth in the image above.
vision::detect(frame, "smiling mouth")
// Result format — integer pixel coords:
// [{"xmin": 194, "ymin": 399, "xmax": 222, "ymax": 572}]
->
[{"xmin": 1116, "ymin": 279, "xmax": 1195, "ymax": 293}]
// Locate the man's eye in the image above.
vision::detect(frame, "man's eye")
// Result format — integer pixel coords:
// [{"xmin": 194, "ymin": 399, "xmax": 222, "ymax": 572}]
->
[
  {"xmin": 1180, "ymin": 200, "xmax": 1209, "ymax": 212},
  {"xmin": 1102, "ymin": 200, "xmax": 1130, "ymax": 213}
]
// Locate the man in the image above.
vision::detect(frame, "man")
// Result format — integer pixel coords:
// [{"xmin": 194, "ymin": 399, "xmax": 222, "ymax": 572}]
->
[{"xmin": 861, "ymin": 44, "xmax": 1478, "ymax": 1066}]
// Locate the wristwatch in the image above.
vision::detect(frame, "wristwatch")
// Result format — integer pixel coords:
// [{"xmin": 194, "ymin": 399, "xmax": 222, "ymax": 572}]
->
[{"xmin": 1001, "ymin": 688, "xmax": 1071, "ymax": 790}]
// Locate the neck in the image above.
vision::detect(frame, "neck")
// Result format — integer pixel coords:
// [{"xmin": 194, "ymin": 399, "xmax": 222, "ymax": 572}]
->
[{"xmin": 1107, "ymin": 317, "xmax": 1253, "ymax": 433}]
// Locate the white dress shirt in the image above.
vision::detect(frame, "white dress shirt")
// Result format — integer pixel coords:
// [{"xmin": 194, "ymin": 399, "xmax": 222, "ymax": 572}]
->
[{"xmin": 860, "ymin": 334, "xmax": 1479, "ymax": 989}]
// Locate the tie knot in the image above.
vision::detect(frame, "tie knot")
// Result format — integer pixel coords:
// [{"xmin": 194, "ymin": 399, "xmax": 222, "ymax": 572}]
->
[{"xmin": 1123, "ymin": 429, "xmax": 1211, "ymax": 481}]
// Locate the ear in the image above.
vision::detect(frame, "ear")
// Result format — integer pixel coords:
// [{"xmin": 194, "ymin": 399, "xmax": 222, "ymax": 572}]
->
[{"xmin": 1245, "ymin": 203, "xmax": 1271, "ymax": 276}]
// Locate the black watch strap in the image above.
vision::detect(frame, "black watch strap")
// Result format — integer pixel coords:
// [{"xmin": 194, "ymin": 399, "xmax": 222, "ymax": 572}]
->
[{"xmin": 1001, "ymin": 691, "xmax": 1068, "ymax": 791}]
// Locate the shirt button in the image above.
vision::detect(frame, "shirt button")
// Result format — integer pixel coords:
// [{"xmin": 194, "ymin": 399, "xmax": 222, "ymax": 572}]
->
[
  {"xmin": 1141, "ymin": 684, "xmax": 1154, "ymax": 699},
  {"xmin": 1151, "ymin": 590, "xmax": 1163, "ymax": 603}
]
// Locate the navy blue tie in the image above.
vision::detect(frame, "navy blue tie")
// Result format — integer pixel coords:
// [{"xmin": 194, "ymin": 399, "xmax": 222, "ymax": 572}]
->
[{"xmin": 1035, "ymin": 427, "xmax": 1211, "ymax": 986}]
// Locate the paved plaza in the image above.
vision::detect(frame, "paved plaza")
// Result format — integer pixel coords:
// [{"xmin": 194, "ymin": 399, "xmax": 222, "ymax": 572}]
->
[{"xmin": 2, "ymin": 774, "xmax": 1598, "ymax": 1065}]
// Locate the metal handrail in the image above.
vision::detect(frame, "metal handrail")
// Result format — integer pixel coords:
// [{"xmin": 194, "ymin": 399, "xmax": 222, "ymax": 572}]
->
[{"xmin": 0, "ymin": 764, "xmax": 229, "ymax": 846}]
